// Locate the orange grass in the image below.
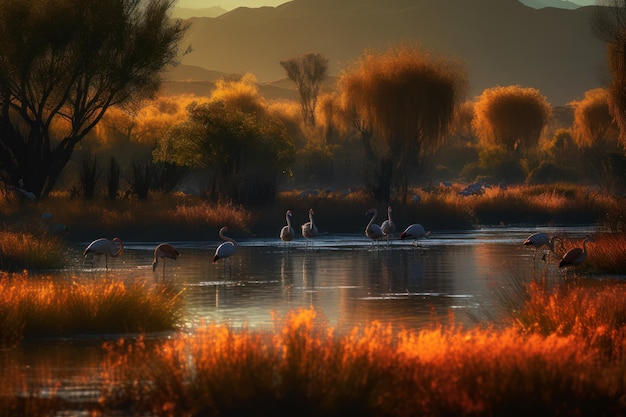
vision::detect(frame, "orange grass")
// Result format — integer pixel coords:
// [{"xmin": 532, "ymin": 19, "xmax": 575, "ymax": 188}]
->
[
  {"xmin": 98, "ymin": 306, "xmax": 626, "ymax": 416},
  {"xmin": 0, "ymin": 184, "xmax": 622, "ymax": 241},
  {"xmin": 0, "ymin": 192, "xmax": 252, "ymax": 241},
  {"xmin": 0, "ymin": 272, "xmax": 184, "ymax": 347},
  {"xmin": 578, "ymin": 232, "xmax": 626, "ymax": 274},
  {"xmin": 0, "ymin": 231, "xmax": 66, "ymax": 271},
  {"xmin": 511, "ymin": 278, "xmax": 626, "ymax": 359}
]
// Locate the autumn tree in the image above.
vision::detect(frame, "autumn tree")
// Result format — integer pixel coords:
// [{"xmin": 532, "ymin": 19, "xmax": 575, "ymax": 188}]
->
[
  {"xmin": 473, "ymin": 85, "xmax": 552, "ymax": 152},
  {"xmin": 338, "ymin": 44, "xmax": 468, "ymax": 202},
  {"xmin": 280, "ymin": 52, "xmax": 329, "ymax": 127},
  {"xmin": 153, "ymin": 75, "xmax": 295, "ymax": 204},
  {"xmin": 0, "ymin": 0, "xmax": 188, "ymax": 198},
  {"xmin": 570, "ymin": 88, "xmax": 622, "ymax": 183},
  {"xmin": 594, "ymin": 0, "xmax": 626, "ymax": 146},
  {"xmin": 470, "ymin": 85, "xmax": 551, "ymax": 182}
]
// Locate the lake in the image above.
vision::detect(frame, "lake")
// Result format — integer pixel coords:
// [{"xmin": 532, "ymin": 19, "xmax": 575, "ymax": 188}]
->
[
  {"xmin": 65, "ymin": 225, "xmax": 599, "ymax": 331},
  {"xmin": 4, "ymin": 225, "xmax": 600, "ymax": 409}
]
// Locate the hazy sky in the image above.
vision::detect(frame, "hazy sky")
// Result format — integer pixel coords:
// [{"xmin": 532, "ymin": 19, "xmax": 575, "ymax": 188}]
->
[{"xmin": 176, "ymin": 0, "xmax": 598, "ymax": 10}]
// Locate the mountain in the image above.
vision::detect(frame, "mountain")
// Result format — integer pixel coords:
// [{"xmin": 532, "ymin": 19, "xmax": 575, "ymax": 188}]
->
[
  {"xmin": 519, "ymin": 0, "xmax": 584, "ymax": 9},
  {"xmin": 171, "ymin": 6, "xmax": 227, "ymax": 19},
  {"xmin": 173, "ymin": 0, "xmax": 608, "ymax": 105}
]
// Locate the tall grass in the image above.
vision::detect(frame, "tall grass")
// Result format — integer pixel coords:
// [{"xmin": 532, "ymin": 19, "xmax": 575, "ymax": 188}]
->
[
  {"xmin": 0, "ymin": 192, "xmax": 252, "ymax": 241},
  {"xmin": 0, "ymin": 184, "xmax": 622, "ymax": 242},
  {"xmin": 0, "ymin": 273, "xmax": 184, "ymax": 347},
  {"xmin": 98, "ymin": 303, "xmax": 626, "ymax": 417},
  {"xmin": 0, "ymin": 231, "xmax": 67, "ymax": 271}
]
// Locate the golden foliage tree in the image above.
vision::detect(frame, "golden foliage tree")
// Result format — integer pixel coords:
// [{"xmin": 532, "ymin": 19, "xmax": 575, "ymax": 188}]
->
[
  {"xmin": 570, "ymin": 88, "xmax": 619, "ymax": 149},
  {"xmin": 472, "ymin": 85, "xmax": 552, "ymax": 152},
  {"xmin": 570, "ymin": 88, "xmax": 622, "ymax": 182},
  {"xmin": 338, "ymin": 44, "xmax": 468, "ymax": 202}
]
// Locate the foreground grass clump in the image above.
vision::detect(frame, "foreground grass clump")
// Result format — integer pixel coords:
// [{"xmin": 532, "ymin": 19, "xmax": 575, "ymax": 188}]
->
[
  {"xmin": 0, "ymin": 273, "xmax": 184, "ymax": 346},
  {"xmin": 504, "ymin": 276, "xmax": 626, "ymax": 360},
  {"xmin": 0, "ymin": 231, "xmax": 67, "ymax": 271},
  {"xmin": 99, "ymin": 305, "xmax": 626, "ymax": 417}
]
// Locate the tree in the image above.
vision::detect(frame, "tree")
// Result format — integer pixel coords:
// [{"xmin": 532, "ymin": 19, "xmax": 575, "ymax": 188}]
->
[
  {"xmin": 338, "ymin": 44, "xmax": 468, "ymax": 202},
  {"xmin": 153, "ymin": 76, "xmax": 295, "ymax": 204},
  {"xmin": 472, "ymin": 85, "xmax": 552, "ymax": 153},
  {"xmin": 570, "ymin": 88, "xmax": 619, "ymax": 149},
  {"xmin": 280, "ymin": 52, "xmax": 329, "ymax": 127},
  {"xmin": 0, "ymin": 0, "xmax": 188, "ymax": 198},
  {"xmin": 570, "ymin": 88, "xmax": 622, "ymax": 182},
  {"xmin": 594, "ymin": 0, "xmax": 626, "ymax": 146}
]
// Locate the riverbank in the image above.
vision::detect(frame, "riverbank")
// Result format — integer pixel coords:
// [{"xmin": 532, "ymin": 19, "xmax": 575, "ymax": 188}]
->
[{"xmin": 1, "ymin": 183, "xmax": 621, "ymax": 243}]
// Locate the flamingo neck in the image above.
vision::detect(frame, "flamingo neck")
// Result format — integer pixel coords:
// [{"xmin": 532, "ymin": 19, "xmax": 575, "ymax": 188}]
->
[
  {"xmin": 220, "ymin": 230, "xmax": 236, "ymax": 246},
  {"xmin": 368, "ymin": 210, "xmax": 377, "ymax": 229},
  {"xmin": 582, "ymin": 239, "xmax": 590, "ymax": 253}
]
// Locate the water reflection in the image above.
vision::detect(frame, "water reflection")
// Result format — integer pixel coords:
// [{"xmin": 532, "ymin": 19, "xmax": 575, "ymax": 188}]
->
[{"xmin": 56, "ymin": 225, "xmax": 597, "ymax": 332}]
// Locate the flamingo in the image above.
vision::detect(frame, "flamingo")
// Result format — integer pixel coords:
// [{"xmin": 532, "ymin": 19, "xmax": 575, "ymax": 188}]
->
[
  {"xmin": 365, "ymin": 208, "xmax": 384, "ymax": 245},
  {"xmin": 559, "ymin": 237, "xmax": 594, "ymax": 269},
  {"xmin": 381, "ymin": 206, "xmax": 395, "ymax": 242},
  {"xmin": 301, "ymin": 208, "xmax": 318, "ymax": 245},
  {"xmin": 153, "ymin": 243, "xmax": 180, "ymax": 275},
  {"xmin": 213, "ymin": 227, "xmax": 237, "ymax": 270},
  {"xmin": 400, "ymin": 224, "xmax": 431, "ymax": 244},
  {"xmin": 83, "ymin": 237, "xmax": 124, "ymax": 269},
  {"xmin": 280, "ymin": 209, "xmax": 295, "ymax": 244},
  {"xmin": 522, "ymin": 232, "xmax": 562, "ymax": 261}
]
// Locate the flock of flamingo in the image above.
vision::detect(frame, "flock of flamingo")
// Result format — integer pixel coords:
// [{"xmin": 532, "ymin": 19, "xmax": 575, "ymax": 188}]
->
[{"xmin": 81, "ymin": 207, "xmax": 593, "ymax": 274}]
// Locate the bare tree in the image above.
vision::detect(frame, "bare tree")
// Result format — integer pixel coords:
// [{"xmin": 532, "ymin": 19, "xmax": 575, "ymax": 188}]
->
[
  {"xmin": 0, "ymin": 0, "xmax": 188, "ymax": 198},
  {"xmin": 338, "ymin": 44, "xmax": 468, "ymax": 202},
  {"xmin": 280, "ymin": 52, "xmax": 329, "ymax": 127}
]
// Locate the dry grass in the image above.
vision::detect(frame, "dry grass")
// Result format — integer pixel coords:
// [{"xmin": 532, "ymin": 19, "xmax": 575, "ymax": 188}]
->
[
  {"xmin": 0, "ymin": 192, "xmax": 252, "ymax": 241},
  {"xmin": 0, "ymin": 272, "xmax": 184, "ymax": 347},
  {"xmin": 0, "ymin": 231, "xmax": 67, "ymax": 271},
  {"xmin": 0, "ymin": 183, "xmax": 622, "ymax": 242},
  {"xmin": 582, "ymin": 232, "xmax": 626, "ymax": 274},
  {"xmin": 98, "ymin": 305, "xmax": 626, "ymax": 417}
]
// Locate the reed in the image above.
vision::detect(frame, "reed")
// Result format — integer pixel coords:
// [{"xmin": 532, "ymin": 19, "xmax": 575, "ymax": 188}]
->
[
  {"xmin": 99, "ymin": 307, "xmax": 626, "ymax": 416},
  {"xmin": 0, "ymin": 184, "xmax": 622, "ymax": 241},
  {"xmin": 0, "ymin": 231, "xmax": 67, "ymax": 271},
  {"xmin": 0, "ymin": 192, "xmax": 252, "ymax": 241},
  {"xmin": 504, "ymin": 276, "xmax": 626, "ymax": 360},
  {"xmin": 579, "ymin": 232, "xmax": 626, "ymax": 274},
  {"xmin": 0, "ymin": 272, "xmax": 184, "ymax": 346}
]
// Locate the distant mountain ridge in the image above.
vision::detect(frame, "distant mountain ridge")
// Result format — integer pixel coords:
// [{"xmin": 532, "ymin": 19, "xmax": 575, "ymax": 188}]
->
[
  {"xmin": 171, "ymin": 6, "xmax": 227, "ymax": 19},
  {"xmin": 519, "ymin": 0, "xmax": 585, "ymax": 9},
  {"xmin": 171, "ymin": 0, "xmax": 608, "ymax": 105}
]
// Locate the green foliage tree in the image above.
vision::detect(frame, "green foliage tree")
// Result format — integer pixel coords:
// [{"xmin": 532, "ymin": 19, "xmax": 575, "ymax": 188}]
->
[
  {"xmin": 0, "ymin": 0, "xmax": 188, "ymax": 198},
  {"xmin": 338, "ymin": 44, "xmax": 468, "ymax": 202},
  {"xmin": 154, "ymin": 92, "xmax": 295, "ymax": 204},
  {"xmin": 280, "ymin": 52, "xmax": 329, "ymax": 127}
]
